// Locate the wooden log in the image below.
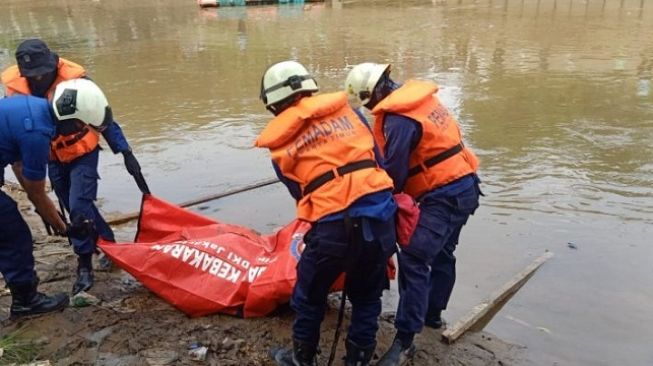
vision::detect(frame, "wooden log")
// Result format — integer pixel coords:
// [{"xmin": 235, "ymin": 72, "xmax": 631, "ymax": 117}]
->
[
  {"xmin": 441, "ymin": 251, "xmax": 554, "ymax": 344},
  {"xmin": 106, "ymin": 178, "xmax": 280, "ymax": 226}
]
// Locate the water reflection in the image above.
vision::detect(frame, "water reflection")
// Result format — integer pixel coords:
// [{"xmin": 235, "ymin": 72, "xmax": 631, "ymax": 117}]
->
[
  {"xmin": 0, "ymin": 0, "xmax": 650, "ymax": 217},
  {"xmin": 1, "ymin": 2, "xmax": 652, "ymax": 363}
]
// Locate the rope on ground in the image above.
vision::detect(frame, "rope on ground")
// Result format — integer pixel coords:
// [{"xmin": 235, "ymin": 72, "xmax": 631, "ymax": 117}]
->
[{"xmin": 107, "ymin": 178, "xmax": 280, "ymax": 226}]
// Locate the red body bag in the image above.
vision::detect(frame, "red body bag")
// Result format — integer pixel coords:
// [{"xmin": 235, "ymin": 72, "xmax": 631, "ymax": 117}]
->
[
  {"xmin": 99, "ymin": 195, "xmax": 396, "ymax": 318},
  {"xmin": 99, "ymin": 195, "xmax": 312, "ymax": 318}
]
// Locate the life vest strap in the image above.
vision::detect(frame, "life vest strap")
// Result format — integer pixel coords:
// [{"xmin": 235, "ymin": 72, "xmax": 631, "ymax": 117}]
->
[
  {"xmin": 407, "ymin": 143, "xmax": 464, "ymax": 177},
  {"xmin": 55, "ymin": 127, "xmax": 90, "ymax": 149},
  {"xmin": 303, "ymin": 159, "xmax": 378, "ymax": 196}
]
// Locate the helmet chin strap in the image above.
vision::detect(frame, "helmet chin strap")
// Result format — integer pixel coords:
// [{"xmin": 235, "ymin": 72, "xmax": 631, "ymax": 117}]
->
[
  {"xmin": 266, "ymin": 104, "xmax": 280, "ymax": 115},
  {"xmin": 267, "ymin": 92, "xmax": 311, "ymax": 116}
]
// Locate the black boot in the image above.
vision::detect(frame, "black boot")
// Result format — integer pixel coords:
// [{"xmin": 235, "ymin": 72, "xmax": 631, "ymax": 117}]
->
[
  {"xmin": 425, "ymin": 309, "xmax": 446, "ymax": 330},
  {"xmin": 72, "ymin": 254, "xmax": 94, "ymax": 295},
  {"xmin": 8, "ymin": 278, "xmax": 69, "ymax": 319},
  {"xmin": 376, "ymin": 337, "xmax": 416, "ymax": 366},
  {"xmin": 344, "ymin": 339, "xmax": 375, "ymax": 366},
  {"xmin": 270, "ymin": 339, "xmax": 317, "ymax": 366}
]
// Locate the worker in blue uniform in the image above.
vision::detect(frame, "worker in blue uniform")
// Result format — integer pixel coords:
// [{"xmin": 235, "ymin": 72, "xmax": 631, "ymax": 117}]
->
[
  {"xmin": 2, "ymin": 39, "xmax": 148, "ymax": 295},
  {"xmin": 256, "ymin": 61, "xmax": 398, "ymax": 366},
  {"xmin": 346, "ymin": 63, "xmax": 482, "ymax": 365},
  {"xmin": 0, "ymin": 91, "xmax": 105, "ymax": 318}
]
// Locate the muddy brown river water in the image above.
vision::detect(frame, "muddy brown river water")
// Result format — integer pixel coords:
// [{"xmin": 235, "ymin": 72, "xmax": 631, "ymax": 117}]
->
[{"xmin": 1, "ymin": 0, "xmax": 652, "ymax": 365}]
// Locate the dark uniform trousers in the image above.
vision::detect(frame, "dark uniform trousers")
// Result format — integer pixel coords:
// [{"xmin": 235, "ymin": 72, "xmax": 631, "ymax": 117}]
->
[
  {"xmin": 48, "ymin": 148, "xmax": 115, "ymax": 255},
  {"xmin": 395, "ymin": 181, "xmax": 480, "ymax": 334},
  {"xmin": 291, "ymin": 216, "xmax": 396, "ymax": 347},
  {"xmin": 0, "ymin": 189, "xmax": 36, "ymax": 285}
]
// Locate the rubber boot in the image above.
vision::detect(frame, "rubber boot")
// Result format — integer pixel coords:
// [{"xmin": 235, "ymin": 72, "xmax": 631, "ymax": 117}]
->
[
  {"xmin": 376, "ymin": 338, "xmax": 416, "ymax": 366},
  {"xmin": 425, "ymin": 309, "xmax": 446, "ymax": 330},
  {"xmin": 344, "ymin": 339, "xmax": 375, "ymax": 366},
  {"xmin": 270, "ymin": 339, "xmax": 317, "ymax": 366},
  {"xmin": 72, "ymin": 254, "xmax": 94, "ymax": 295},
  {"xmin": 8, "ymin": 278, "xmax": 69, "ymax": 319}
]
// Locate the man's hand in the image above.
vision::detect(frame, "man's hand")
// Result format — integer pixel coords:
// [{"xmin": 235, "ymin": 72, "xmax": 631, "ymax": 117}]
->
[{"xmin": 35, "ymin": 208, "xmax": 54, "ymax": 235}]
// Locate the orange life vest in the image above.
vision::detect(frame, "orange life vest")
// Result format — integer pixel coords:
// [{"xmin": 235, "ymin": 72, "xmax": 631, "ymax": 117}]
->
[
  {"xmin": 1, "ymin": 58, "xmax": 99, "ymax": 163},
  {"xmin": 255, "ymin": 92, "xmax": 394, "ymax": 222},
  {"xmin": 50, "ymin": 122, "xmax": 100, "ymax": 163},
  {"xmin": 372, "ymin": 80, "xmax": 479, "ymax": 198}
]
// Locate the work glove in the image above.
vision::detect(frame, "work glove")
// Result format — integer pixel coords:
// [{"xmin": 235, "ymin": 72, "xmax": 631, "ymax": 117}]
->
[
  {"xmin": 122, "ymin": 149, "xmax": 142, "ymax": 176},
  {"xmin": 122, "ymin": 149, "xmax": 151, "ymax": 194}
]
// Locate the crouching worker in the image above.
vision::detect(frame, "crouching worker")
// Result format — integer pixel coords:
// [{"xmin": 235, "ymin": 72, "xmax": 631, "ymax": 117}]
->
[
  {"xmin": 2, "ymin": 39, "xmax": 148, "ymax": 294},
  {"xmin": 0, "ymin": 89, "xmax": 104, "ymax": 318},
  {"xmin": 346, "ymin": 63, "xmax": 481, "ymax": 366},
  {"xmin": 255, "ymin": 61, "xmax": 397, "ymax": 366}
]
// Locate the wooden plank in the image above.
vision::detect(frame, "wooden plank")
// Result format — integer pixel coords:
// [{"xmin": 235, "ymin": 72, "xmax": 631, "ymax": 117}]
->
[
  {"xmin": 106, "ymin": 178, "xmax": 280, "ymax": 226},
  {"xmin": 441, "ymin": 251, "xmax": 554, "ymax": 344}
]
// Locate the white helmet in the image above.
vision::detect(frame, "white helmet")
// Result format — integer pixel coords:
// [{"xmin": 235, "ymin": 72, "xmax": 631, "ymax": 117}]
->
[
  {"xmin": 345, "ymin": 63, "xmax": 390, "ymax": 107},
  {"xmin": 260, "ymin": 61, "xmax": 319, "ymax": 107},
  {"xmin": 52, "ymin": 78, "xmax": 111, "ymax": 128}
]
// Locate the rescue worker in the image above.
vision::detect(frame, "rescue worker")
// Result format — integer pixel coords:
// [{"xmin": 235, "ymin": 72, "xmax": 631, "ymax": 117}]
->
[
  {"xmin": 0, "ymin": 81, "xmax": 110, "ymax": 317},
  {"xmin": 256, "ymin": 61, "xmax": 397, "ymax": 366},
  {"xmin": 1, "ymin": 39, "xmax": 148, "ymax": 295},
  {"xmin": 345, "ymin": 63, "xmax": 481, "ymax": 365}
]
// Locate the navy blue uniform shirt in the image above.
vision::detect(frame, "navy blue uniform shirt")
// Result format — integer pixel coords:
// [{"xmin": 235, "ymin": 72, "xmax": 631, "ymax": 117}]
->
[
  {"xmin": 101, "ymin": 120, "xmax": 130, "ymax": 153},
  {"xmin": 0, "ymin": 95, "xmax": 55, "ymax": 182}
]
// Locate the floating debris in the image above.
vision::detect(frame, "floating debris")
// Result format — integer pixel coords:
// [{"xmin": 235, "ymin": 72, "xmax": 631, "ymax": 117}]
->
[{"xmin": 537, "ymin": 326, "xmax": 552, "ymax": 334}]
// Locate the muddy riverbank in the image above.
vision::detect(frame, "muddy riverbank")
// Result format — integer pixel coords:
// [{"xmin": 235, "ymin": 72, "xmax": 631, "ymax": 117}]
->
[{"xmin": 0, "ymin": 186, "xmax": 527, "ymax": 365}]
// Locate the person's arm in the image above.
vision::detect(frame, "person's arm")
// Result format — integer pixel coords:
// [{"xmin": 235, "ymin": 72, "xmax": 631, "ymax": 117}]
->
[
  {"xmin": 12, "ymin": 162, "xmax": 66, "ymax": 233},
  {"xmin": 382, "ymin": 113, "xmax": 421, "ymax": 193},
  {"xmin": 102, "ymin": 119, "xmax": 149, "ymax": 193},
  {"xmin": 82, "ymin": 75, "xmax": 129, "ymax": 154},
  {"xmin": 84, "ymin": 75, "xmax": 146, "ymax": 192},
  {"xmin": 81, "ymin": 75, "xmax": 128, "ymax": 153},
  {"xmin": 272, "ymin": 161, "xmax": 302, "ymax": 201},
  {"xmin": 101, "ymin": 119, "xmax": 130, "ymax": 154},
  {"xmin": 15, "ymin": 130, "xmax": 67, "ymax": 232}
]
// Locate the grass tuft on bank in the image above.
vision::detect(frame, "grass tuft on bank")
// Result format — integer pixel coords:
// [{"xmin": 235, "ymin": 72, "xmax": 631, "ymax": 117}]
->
[{"xmin": 0, "ymin": 331, "xmax": 40, "ymax": 365}]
